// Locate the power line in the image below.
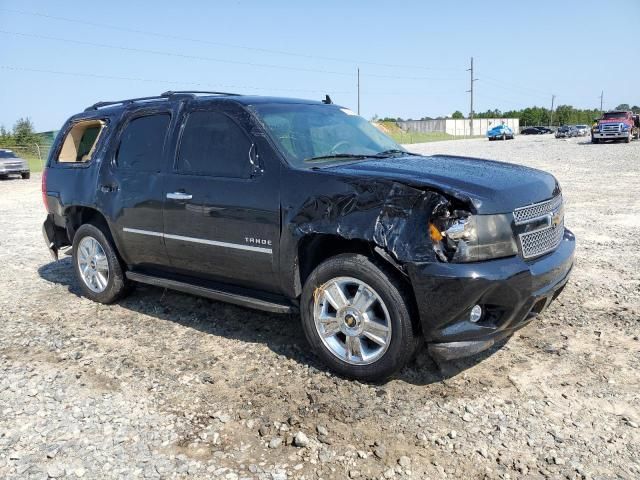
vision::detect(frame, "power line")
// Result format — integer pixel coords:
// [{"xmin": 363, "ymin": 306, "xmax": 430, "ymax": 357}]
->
[
  {"xmin": 0, "ymin": 7, "xmax": 462, "ymax": 72},
  {"xmin": 0, "ymin": 64, "xmax": 458, "ymax": 97},
  {"xmin": 0, "ymin": 30, "xmax": 460, "ymax": 82},
  {"xmin": 0, "ymin": 65, "xmax": 352, "ymax": 95},
  {"xmin": 480, "ymin": 74, "xmax": 552, "ymax": 98}
]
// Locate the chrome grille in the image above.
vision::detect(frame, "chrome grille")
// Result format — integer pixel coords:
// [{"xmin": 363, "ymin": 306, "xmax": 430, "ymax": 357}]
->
[
  {"xmin": 513, "ymin": 195, "xmax": 563, "ymax": 224},
  {"xmin": 519, "ymin": 219, "xmax": 564, "ymax": 259},
  {"xmin": 601, "ymin": 123, "xmax": 621, "ymax": 133},
  {"xmin": 514, "ymin": 194, "xmax": 565, "ymax": 259}
]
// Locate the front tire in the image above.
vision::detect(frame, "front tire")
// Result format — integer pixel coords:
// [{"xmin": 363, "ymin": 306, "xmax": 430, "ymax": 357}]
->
[
  {"xmin": 72, "ymin": 223, "xmax": 129, "ymax": 304},
  {"xmin": 300, "ymin": 254, "xmax": 418, "ymax": 381},
  {"xmin": 21, "ymin": 172, "xmax": 30, "ymax": 179}
]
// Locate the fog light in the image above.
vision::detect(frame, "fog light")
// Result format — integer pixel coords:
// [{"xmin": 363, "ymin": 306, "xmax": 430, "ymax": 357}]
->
[{"xmin": 470, "ymin": 305, "xmax": 483, "ymax": 323}]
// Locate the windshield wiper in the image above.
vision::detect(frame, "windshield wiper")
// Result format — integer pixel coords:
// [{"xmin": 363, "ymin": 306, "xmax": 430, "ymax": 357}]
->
[
  {"xmin": 376, "ymin": 149, "xmax": 421, "ymax": 157},
  {"xmin": 304, "ymin": 153, "xmax": 384, "ymax": 162}
]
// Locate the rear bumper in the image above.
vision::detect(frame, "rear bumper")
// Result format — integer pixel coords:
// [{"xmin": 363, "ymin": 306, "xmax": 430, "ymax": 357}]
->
[
  {"xmin": 42, "ymin": 214, "xmax": 69, "ymax": 261},
  {"xmin": 407, "ymin": 229, "xmax": 575, "ymax": 360}
]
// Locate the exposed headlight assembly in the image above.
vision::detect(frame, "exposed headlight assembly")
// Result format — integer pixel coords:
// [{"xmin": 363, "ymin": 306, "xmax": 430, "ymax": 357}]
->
[{"xmin": 429, "ymin": 208, "xmax": 518, "ymax": 263}]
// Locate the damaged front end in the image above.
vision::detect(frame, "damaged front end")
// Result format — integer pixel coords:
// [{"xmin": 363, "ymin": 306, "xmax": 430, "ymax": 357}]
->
[{"xmin": 428, "ymin": 201, "xmax": 518, "ymax": 263}]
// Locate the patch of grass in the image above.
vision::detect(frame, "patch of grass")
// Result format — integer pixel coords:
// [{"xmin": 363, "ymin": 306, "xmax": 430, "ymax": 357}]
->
[
  {"xmin": 375, "ymin": 121, "xmax": 484, "ymax": 144},
  {"xmin": 23, "ymin": 153, "xmax": 45, "ymax": 173}
]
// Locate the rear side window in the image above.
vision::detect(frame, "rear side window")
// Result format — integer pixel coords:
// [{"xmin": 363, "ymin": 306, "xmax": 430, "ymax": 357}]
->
[
  {"xmin": 177, "ymin": 111, "xmax": 252, "ymax": 178},
  {"xmin": 116, "ymin": 114, "xmax": 170, "ymax": 171},
  {"xmin": 58, "ymin": 120, "xmax": 105, "ymax": 163}
]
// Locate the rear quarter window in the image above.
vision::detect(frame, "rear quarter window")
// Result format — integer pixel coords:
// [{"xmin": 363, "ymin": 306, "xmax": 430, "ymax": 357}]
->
[{"xmin": 57, "ymin": 120, "xmax": 106, "ymax": 163}]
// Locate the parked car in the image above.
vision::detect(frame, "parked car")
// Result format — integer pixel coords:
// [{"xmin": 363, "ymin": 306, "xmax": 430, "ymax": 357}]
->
[
  {"xmin": 536, "ymin": 127, "xmax": 553, "ymax": 134},
  {"xmin": 575, "ymin": 125, "xmax": 589, "ymax": 136},
  {"xmin": 0, "ymin": 149, "xmax": 30, "ymax": 179},
  {"xmin": 521, "ymin": 127, "xmax": 544, "ymax": 135},
  {"xmin": 487, "ymin": 124, "xmax": 514, "ymax": 140},
  {"xmin": 42, "ymin": 91, "xmax": 575, "ymax": 381},
  {"xmin": 555, "ymin": 126, "xmax": 577, "ymax": 138}
]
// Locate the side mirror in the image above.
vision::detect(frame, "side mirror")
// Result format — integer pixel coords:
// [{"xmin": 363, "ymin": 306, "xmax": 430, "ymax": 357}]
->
[{"xmin": 248, "ymin": 143, "xmax": 264, "ymax": 177}]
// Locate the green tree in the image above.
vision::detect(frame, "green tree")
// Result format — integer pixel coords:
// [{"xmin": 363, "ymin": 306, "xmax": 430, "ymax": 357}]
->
[
  {"xmin": 13, "ymin": 118, "xmax": 38, "ymax": 145},
  {"xmin": 451, "ymin": 110, "xmax": 464, "ymax": 119},
  {"xmin": 632, "ymin": 106, "xmax": 640, "ymax": 114},
  {"xmin": 615, "ymin": 104, "xmax": 630, "ymax": 111},
  {"xmin": 0, "ymin": 125, "xmax": 16, "ymax": 146}
]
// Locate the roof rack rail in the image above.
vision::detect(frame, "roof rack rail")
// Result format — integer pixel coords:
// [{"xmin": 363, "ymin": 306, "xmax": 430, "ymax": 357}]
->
[
  {"xmin": 161, "ymin": 90, "xmax": 241, "ymax": 97},
  {"xmin": 85, "ymin": 90, "xmax": 242, "ymax": 111},
  {"xmin": 84, "ymin": 94, "xmax": 175, "ymax": 112}
]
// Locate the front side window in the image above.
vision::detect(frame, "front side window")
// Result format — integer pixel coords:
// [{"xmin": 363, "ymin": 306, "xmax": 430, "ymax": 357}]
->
[
  {"xmin": 58, "ymin": 120, "xmax": 105, "ymax": 163},
  {"xmin": 252, "ymin": 104, "xmax": 401, "ymax": 168},
  {"xmin": 176, "ymin": 110, "xmax": 252, "ymax": 178},
  {"xmin": 116, "ymin": 114, "xmax": 170, "ymax": 171}
]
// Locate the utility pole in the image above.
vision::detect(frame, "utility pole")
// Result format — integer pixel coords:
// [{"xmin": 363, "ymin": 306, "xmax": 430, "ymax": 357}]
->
[
  {"xmin": 549, "ymin": 94, "xmax": 555, "ymax": 127},
  {"xmin": 357, "ymin": 67, "xmax": 360, "ymax": 115},
  {"xmin": 466, "ymin": 57, "xmax": 478, "ymax": 136},
  {"xmin": 599, "ymin": 90, "xmax": 604, "ymax": 114}
]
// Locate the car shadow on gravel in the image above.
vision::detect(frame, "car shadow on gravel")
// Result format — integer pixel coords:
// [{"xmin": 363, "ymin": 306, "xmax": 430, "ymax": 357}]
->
[{"xmin": 38, "ymin": 258, "xmax": 507, "ymax": 386}]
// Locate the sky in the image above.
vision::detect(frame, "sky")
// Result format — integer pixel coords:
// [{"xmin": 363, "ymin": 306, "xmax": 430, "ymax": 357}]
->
[{"xmin": 1, "ymin": 0, "xmax": 638, "ymax": 132}]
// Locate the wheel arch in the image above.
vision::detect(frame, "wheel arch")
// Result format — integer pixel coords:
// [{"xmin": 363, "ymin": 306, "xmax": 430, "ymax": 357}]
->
[{"xmin": 295, "ymin": 234, "xmax": 415, "ymax": 311}]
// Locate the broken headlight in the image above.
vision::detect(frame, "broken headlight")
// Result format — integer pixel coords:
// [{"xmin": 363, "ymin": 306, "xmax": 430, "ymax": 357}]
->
[{"xmin": 429, "ymin": 210, "xmax": 518, "ymax": 262}]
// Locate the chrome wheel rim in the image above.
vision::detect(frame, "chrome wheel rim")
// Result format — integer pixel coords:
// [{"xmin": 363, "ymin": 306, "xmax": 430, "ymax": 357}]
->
[
  {"xmin": 313, "ymin": 276, "xmax": 392, "ymax": 365},
  {"xmin": 77, "ymin": 236, "xmax": 109, "ymax": 293}
]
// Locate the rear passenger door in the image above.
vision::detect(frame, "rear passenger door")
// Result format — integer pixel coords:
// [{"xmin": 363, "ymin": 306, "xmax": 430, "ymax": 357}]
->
[
  {"xmin": 101, "ymin": 108, "xmax": 173, "ymax": 268},
  {"xmin": 162, "ymin": 102, "xmax": 281, "ymax": 293}
]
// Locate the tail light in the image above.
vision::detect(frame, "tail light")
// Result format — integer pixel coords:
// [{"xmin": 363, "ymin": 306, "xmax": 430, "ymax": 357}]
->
[{"xmin": 41, "ymin": 168, "xmax": 48, "ymax": 210}]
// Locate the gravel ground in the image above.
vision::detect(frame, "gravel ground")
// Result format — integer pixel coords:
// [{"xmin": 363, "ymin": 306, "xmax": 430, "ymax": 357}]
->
[{"xmin": 0, "ymin": 134, "xmax": 638, "ymax": 480}]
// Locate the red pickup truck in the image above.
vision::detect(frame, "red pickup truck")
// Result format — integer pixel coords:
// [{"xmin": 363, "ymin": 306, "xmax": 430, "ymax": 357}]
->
[{"xmin": 592, "ymin": 111, "xmax": 639, "ymax": 143}]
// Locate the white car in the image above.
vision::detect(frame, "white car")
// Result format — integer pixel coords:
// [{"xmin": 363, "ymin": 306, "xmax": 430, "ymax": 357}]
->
[{"xmin": 575, "ymin": 125, "xmax": 589, "ymax": 136}]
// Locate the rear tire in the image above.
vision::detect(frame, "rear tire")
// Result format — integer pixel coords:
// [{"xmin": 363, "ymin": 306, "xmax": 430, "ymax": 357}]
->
[
  {"xmin": 72, "ymin": 223, "xmax": 129, "ymax": 304},
  {"xmin": 300, "ymin": 254, "xmax": 419, "ymax": 381},
  {"xmin": 21, "ymin": 172, "xmax": 30, "ymax": 179}
]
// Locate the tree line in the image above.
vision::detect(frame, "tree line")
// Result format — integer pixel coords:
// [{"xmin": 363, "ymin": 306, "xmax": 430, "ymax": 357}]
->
[
  {"xmin": 377, "ymin": 104, "xmax": 640, "ymax": 126},
  {"xmin": 0, "ymin": 117, "xmax": 42, "ymax": 146}
]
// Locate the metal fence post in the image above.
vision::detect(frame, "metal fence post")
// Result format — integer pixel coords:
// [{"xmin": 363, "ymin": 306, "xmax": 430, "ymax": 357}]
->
[{"xmin": 34, "ymin": 143, "xmax": 43, "ymax": 170}]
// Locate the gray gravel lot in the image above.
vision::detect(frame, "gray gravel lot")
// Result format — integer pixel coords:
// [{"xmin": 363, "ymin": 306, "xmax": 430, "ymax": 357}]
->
[{"xmin": 0, "ymin": 134, "xmax": 638, "ymax": 479}]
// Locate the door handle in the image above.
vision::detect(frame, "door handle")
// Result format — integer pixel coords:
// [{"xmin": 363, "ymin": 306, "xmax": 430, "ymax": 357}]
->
[{"xmin": 166, "ymin": 192, "xmax": 193, "ymax": 200}]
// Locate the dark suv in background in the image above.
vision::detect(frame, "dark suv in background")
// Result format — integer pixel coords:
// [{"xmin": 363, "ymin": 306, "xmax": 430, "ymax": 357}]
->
[{"xmin": 42, "ymin": 91, "xmax": 575, "ymax": 380}]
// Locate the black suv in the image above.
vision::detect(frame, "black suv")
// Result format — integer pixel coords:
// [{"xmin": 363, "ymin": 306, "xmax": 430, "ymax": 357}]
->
[{"xmin": 42, "ymin": 91, "xmax": 575, "ymax": 380}]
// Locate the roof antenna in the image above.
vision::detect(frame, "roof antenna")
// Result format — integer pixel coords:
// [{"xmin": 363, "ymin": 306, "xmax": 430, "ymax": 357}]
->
[{"xmin": 322, "ymin": 94, "xmax": 332, "ymax": 105}]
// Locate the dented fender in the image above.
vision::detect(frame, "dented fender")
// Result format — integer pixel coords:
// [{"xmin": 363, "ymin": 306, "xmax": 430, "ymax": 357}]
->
[{"xmin": 279, "ymin": 170, "xmax": 461, "ymax": 297}]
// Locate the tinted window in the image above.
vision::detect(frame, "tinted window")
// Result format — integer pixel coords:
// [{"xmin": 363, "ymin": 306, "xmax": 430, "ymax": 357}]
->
[
  {"xmin": 0, "ymin": 150, "xmax": 17, "ymax": 158},
  {"xmin": 116, "ymin": 114, "xmax": 170, "ymax": 171},
  {"xmin": 177, "ymin": 111, "xmax": 252, "ymax": 178}
]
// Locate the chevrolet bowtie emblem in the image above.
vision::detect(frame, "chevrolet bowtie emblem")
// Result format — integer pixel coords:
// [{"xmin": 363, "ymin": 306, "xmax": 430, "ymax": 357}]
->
[{"xmin": 550, "ymin": 207, "xmax": 563, "ymax": 228}]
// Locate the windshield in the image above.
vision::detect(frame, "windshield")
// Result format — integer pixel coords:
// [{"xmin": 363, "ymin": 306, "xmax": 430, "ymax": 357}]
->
[
  {"xmin": 0, "ymin": 150, "xmax": 18, "ymax": 159},
  {"xmin": 602, "ymin": 112, "xmax": 627, "ymax": 120},
  {"xmin": 252, "ymin": 103, "xmax": 402, "ymax": 167}
]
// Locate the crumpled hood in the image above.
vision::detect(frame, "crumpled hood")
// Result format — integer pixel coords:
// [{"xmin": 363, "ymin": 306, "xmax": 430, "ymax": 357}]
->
[{"xmin": 325, "ymin": 155, "xmax": 560, "ymax": 214}]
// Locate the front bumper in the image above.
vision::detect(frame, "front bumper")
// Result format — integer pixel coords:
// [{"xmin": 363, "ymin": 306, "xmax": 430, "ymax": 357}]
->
[
  {"xmin": 407, "ymin": 229, "xmax": 575, "ymax": 360},
  {"xmin": 0, "ymin": 166, "xmax": 29, "ymax": 175},
  {"xmin": 593, "ymin": 131, "xmax": 629, "ymax": 140}
]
